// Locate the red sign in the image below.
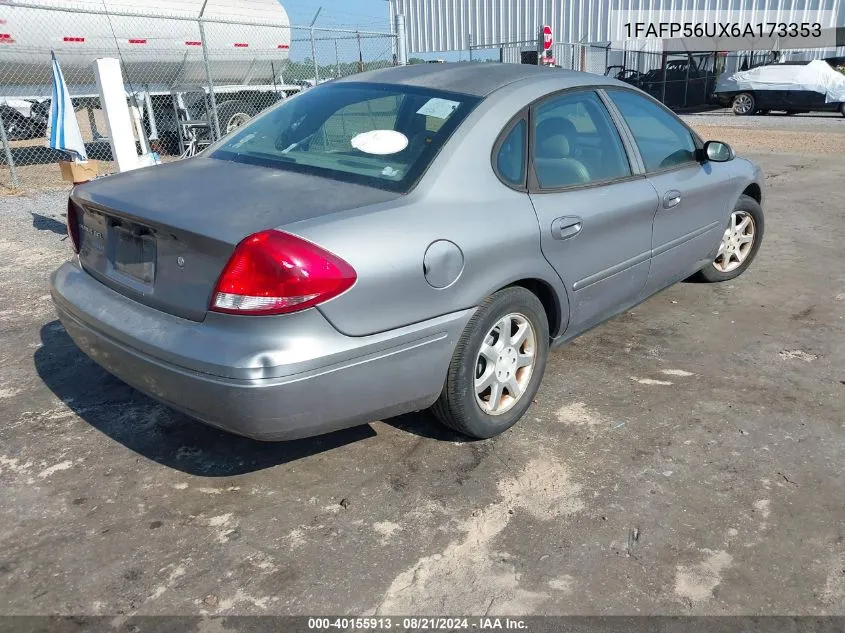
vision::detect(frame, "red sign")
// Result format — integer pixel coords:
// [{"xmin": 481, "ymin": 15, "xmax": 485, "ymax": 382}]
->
[{"xmin": 542, "ymin": 25, "xmax": 553, "ymax": 50}]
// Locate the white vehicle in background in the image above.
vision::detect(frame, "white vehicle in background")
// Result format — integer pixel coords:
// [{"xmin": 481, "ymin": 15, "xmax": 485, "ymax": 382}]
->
[
  {"xmin": 0, "ymin": 0, "xmax": 303, "ymax": 151},
  {"xmin": 713, "ymin": 59, "xmax": 845, "ymax": 117}
]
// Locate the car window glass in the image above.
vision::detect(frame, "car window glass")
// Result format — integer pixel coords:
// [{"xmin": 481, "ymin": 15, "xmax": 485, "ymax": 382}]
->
[
  {"xmin": 211, "ymin": 83, "xmax": 480, "ymax": 193},
  {"xmin": 496, "ymin": 119, "xmax": 526, "ymax": 186},
  {"xmin": 606, "ymin": 89, "xmax": 697, "ymax": 171},
  {"xmin": 309, "ymin": 95, "xmax": 402, "ymax": 153},
  {"xmin": 532, "ymin": 91, "xmax": 631, "ymax": 189}
]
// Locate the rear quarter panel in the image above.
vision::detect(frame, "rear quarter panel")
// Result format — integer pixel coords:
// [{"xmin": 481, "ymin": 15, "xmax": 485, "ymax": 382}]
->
[{"xmin": 283, "ymin": 79, "xmax": 574, "ymax": 338}]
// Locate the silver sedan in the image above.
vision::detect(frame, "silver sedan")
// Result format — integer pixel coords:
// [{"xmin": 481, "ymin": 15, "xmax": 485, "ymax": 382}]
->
[{"xmin": 50, "ymin": 63, "xmax": 765, "ymax": 441}]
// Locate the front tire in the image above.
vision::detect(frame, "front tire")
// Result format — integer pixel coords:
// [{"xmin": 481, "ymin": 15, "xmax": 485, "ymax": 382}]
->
[
  {"xmin": 732, "ymin": 93, "xmax": 756, "ymax": 115},
  {"xmin": 431, "ymin": 287, "xmax": 549, "ymax": 439},
  {"xmin": 694, "ymin": 194, "xmax": 764, "ymax": 283}
]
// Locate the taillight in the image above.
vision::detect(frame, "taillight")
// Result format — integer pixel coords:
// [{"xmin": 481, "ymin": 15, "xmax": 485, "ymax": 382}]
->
[
  {"xmin": 67, "ymin": 199, "xmax": 81, "ymax": 253},
  {"xmin": 210, "ymin": 230, "xmax": 356, "ymax": 316}
]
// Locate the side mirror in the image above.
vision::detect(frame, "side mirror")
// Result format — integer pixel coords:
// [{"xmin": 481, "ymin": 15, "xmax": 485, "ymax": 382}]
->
[{"xmin": 702, "ymin": 140, "xmax": 735, "ymax": 162}]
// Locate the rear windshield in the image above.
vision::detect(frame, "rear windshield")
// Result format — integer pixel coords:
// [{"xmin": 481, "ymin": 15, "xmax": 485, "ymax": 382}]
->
[{"xmin": 210, "ymin": 82, "xmax": 481, "ymax": 192}]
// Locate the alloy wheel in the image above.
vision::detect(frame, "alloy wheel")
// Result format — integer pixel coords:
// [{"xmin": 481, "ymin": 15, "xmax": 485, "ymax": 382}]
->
[
  {"xmin": 734, "ymin": 94, "xmax": 754, "ymax": 115},
  {"xmin": 474, "ymin": 313, "xmax": 536, "ymax": 416},
  {"xmin": 714, "ymin": 210, "xmax": 756, "ymax": 273}
]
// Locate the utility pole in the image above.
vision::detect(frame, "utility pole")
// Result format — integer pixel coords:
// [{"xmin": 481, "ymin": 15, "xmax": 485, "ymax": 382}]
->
[
  {"xmin": 395, "ymin": 13, "xmax": 408, "ymax": 66},
  {"xmin": 198, "ymin": 0, "xmax": 221, "ymax": 140}
]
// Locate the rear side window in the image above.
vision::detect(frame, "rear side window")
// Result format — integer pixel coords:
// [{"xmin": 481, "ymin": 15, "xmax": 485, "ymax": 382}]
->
[
  {"xmin": 496, "ymin": 119, "xmax": 527, "ymax": 186},
  {"xmin": 606, "ymin": 89, "xmax": 697, "ymax": 172},
  {"xmin": 531, "ymin": 90, "xmax": 631, "ymax": 189}
]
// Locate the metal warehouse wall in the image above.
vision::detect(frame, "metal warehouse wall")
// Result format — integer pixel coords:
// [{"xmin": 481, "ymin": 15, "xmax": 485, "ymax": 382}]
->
[{"xmin": 390, "ymin": 0, "xmax": 844, "ymax": 53}]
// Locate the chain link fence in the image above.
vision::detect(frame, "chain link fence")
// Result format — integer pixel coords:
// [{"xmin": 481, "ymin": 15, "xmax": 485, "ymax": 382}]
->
[
  {"xmin": 471, "ymin": 39, "xmax": 604, "ymax": 72},
  {"xmin": 0, "ymin": 2, "xmax": 398, "ymax": 191}
]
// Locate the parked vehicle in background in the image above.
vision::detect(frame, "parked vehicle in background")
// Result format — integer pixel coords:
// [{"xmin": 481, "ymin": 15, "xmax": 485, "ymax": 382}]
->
[
  {"xmin": 51, "ymin": 63, "xmax": 765, "ymax": 442},
  {"xmin": 606, "ymin": 53, "xmax": 718, "ymax": 110},
  {"xmin": 714, "ymin": 60, "xmax": 845, "ymax": 116}
]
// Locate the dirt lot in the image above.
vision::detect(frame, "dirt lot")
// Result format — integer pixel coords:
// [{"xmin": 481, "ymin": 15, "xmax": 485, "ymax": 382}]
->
[
  {"xmin": 0, "ymin": 119, "xmax": 844, "ymax": 616},
  {"xmin": 682, "ymin": 109, "xmax": 845, "ymax": 155}
]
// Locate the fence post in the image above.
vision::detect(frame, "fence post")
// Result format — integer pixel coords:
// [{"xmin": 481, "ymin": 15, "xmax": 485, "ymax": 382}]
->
[
  {"xmin": 310, "ymin": 28, "xmax": 320, "ymax": 83},
  {"xmin": 197, "ymin": 3, "xmax": 222, "ymax": 140},
  {"xmin": 356, "ymin": 32, "xmax": 364, "ymax": 72},
  {"xmin": 468, "ymin": 33, "xmax": 474, "ymax": 61},
  {"xmin": 395, "ymin": 13, "xmax": 408, "ymax": 66},
  {"xmin": 335, "ymin": 39, "xmax": 340, "ymax": 77},
  {"xmin": 0, "ymin": 110, "xmax": 20, "ymax": 188}
]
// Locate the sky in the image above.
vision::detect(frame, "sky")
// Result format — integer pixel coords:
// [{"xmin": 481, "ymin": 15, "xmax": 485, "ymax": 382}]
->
[
  {"xmin": 281, "ymin": 0, "xmax": 477, "ymax": 62},
  {"xmin": 282, "ymin": 0, "xmax": 393, "ymax": 31}
]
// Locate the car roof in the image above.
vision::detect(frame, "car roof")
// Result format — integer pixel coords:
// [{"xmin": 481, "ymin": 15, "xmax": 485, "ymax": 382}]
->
[{"xmin": 334, "ymin": 62, "xmax": 624, "ymax": 97}]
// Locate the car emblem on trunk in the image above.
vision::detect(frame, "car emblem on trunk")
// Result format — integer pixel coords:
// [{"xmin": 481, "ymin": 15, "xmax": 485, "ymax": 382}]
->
[
  {"xmin": 79, "ymin": 224, "xmax": 104, "ymax": 241},
  {"xmin": 177, "ymin": 256, "xmax": 185, "ymax": 268}
]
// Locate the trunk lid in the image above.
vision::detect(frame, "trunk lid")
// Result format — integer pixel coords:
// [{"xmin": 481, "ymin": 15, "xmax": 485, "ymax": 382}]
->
[{"xmin": 71, "ymin": 157, "xmax": 400, "ymax": 321}]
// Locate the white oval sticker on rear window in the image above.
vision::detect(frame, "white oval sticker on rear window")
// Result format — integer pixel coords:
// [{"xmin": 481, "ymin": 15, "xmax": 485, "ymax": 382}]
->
[{"xmin": 351, "ymin": 130, "xmax": 409, "ymax": 155}]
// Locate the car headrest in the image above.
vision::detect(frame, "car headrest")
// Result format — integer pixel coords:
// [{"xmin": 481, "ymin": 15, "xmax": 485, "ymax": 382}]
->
[{"xmin": 536, "ymin": 117, "xmax": 578, "ymax": 159}]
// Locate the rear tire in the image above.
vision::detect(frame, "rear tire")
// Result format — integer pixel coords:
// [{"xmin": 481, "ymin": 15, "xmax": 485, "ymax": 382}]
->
[
  {"xmin": 431, "ymin": 287, "xmax": 549, "ymax": 439},
  {"xmin": 732, "ymin": 93, "xmax": 756, "ymax": 115},
  {"xmin": 694, "ymin": 194, "xmax": 764, "ymax": 283}
]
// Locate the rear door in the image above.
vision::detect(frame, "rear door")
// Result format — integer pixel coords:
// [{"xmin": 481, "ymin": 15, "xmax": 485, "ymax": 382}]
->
[
  {"xmin": 604, "ymin": 88, "xmax": 735, "ymax": 296},
  {"xmin": 525, "ymin": 89, "xmax": 658, "ymax": 334}
]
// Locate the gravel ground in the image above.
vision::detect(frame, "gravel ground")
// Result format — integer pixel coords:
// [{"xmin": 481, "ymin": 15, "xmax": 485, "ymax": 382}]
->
[
  {"xmin": 682, "ymin": 109, "xmax": 845, "ymax": 130},
  {"xmin": 0, "ymin": 150, "xmax": 844, "ymax": 616},
  {"xmin": 681, "ymin": 111, "xmax": 845, "ymax": 155}
]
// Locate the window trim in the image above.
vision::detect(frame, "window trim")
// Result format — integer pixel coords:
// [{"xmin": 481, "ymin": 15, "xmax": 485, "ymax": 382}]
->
[
  {"xmin": 600, "ymin": 86, "xmax": 705, "ymax": 177},
  {"xmin": 491, "ymin": 108, "xmax": 529, "ymax": 192},
  {"xmin": 525, "ymin": 86, "xmax": 646, "ymax": 195}
]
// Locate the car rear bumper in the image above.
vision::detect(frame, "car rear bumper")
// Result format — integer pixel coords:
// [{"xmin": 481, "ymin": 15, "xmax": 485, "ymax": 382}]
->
[{"xmin": 50, "ymin": 260, "xmax": 472, "ymax": 440}]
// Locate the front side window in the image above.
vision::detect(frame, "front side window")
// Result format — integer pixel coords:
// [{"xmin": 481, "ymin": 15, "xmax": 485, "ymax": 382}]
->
[
  {"xmin": 210, "ymin": 83, "xmax": 480, "ymax": 192},
  {"xmin": 531, "ymin": 90, "xmax": 632, "ymax": 189},
  {"xmin": 496, "ymin": 119, "xmax": 527, "ymax": 186},
  {"xmin": 606, "ymin": 89, "xmax": 697, "ymax": 172}
]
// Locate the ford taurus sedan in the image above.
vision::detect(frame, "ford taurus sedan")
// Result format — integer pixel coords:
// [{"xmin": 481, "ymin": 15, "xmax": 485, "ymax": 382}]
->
[{"xmin": 51, "ymin": 63, "xmax": 765, "ymax": 441}]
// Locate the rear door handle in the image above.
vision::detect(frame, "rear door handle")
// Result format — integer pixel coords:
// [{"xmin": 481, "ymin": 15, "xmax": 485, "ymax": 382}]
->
[
  {"xmin": 663, "ymin": 190, "xmax": 682, "ymax": 209},
  {"xmin": 551, "ymin": 216, "xmax": 583, "ymax": 240}
]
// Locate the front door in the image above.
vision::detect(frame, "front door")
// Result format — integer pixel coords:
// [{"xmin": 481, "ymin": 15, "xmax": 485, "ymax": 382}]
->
[
  {"xmin": 526, "ymin": 89, "xmax": 658, "ymax": 334},
  {"xmin": 604, "ymin": 88, "xmax": 735, "ymax": 296}
]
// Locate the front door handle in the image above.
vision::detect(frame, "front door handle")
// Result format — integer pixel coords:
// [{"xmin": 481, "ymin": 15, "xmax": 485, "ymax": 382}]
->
[
  {"xmin": 551, "ymin": 216, "xmax": 583, "ymax": 240},
  {"xmin": 663, "ymin": 190, "xmax": 682, "ymax": 209}
]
